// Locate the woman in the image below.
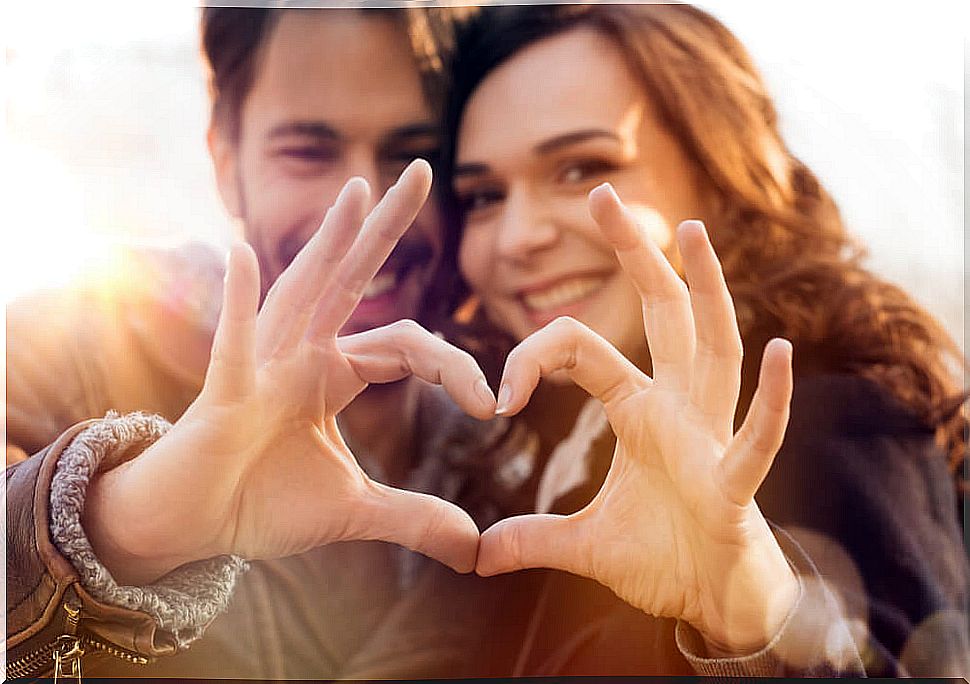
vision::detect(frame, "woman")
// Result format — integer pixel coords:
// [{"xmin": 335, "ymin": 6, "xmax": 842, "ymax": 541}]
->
[{"xmin": 430, "ymin": 3, "xmax": 968, "ymax": 676}]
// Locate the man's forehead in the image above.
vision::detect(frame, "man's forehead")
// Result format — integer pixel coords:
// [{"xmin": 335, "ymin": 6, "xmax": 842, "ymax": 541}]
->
[{"xmin": 243, "ymin": 10, "xmax": 433, "ymax": 137}]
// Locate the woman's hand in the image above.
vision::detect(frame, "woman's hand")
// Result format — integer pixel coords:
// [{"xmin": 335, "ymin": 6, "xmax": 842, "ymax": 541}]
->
[
  {"xmin": 84, "ymin": 160, "xmax": 495, "ymax": 585},
  {"xmin": 476, "ymin": 183, "xmax": 799, "ymax": 654}
]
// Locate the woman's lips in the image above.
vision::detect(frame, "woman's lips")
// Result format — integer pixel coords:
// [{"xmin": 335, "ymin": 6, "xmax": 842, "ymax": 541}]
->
[{"xmin": 516, "ymin": 272, "xmax": 611, "ymax": 327}]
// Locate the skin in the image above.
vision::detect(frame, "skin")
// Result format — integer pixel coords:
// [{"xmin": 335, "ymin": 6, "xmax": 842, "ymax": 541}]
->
[
  {"xmin": 85, "ymin": 162, "xmax": 497, "ymax": 585},
  {"xmin": 454, "ymin": 27, "xmax": 710, "ymax": 365},
  {"xmin": 454, "ymin": 28, "xmax": 799, "ymax": 654},
  {"xmin": 85, "ymin": 15, "xmax": 482, "ymax": 581},
  {"xmin": 209, "ymin": 11, "xmax": 446, "ymax": 480},
  {"xmin": 211, "ymin": 10, "xmax": 442, "ymax": 331}
]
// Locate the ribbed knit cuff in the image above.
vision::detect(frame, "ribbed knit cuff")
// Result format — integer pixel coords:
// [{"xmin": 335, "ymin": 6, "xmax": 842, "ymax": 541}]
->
[
  {"xmin": 49, "ymin": 411, "xmax": 247, "ymax": 649},
  {"xmin": 675, "ymin": 524, "xmax": 865, "ymax": 677}
]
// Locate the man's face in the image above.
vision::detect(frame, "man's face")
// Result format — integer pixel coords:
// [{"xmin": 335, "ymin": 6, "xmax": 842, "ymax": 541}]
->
[{"xmin": 211, "ymin": 10, "xmax": 442, "ymax": 335}]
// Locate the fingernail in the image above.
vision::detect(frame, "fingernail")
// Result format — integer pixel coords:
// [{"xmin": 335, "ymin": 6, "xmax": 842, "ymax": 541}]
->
[
  {"xmin": 474, "ymin": 377, "xmax": 496, "ymax": 409},
  {"xmin": 495, "ymin": 384, "xmax": 513, "ymax": 415},
  {"xmin": 679, "ymin": 219, "xmax": 707, "ymax": 238}
]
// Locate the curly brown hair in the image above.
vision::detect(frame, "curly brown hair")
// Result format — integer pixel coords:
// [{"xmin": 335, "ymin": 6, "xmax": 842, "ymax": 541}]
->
[{"xmin": 434, "ymin": 4, "xmax": 967, "ymax": 487}]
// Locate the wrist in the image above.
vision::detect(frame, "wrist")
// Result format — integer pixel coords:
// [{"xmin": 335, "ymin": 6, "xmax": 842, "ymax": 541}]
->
[
  {"xmin": 50, "ymin": 412, "xmax": 198, "ymax": 585},
  {"xmin": 694, "ymin": 523, "xmax": 801, "ymax": 655},
  {"xmin": 83, "ymin": 461, "xmax": 189, "ymax": 585},
  {"xmin": 700, "ymin": 568, "xmax": 799, "ymax": 656}
]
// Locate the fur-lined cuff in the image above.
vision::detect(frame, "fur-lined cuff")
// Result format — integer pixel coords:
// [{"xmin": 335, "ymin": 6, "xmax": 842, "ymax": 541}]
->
[{"xmin": 49, "ymin": 411, "xmax": 247, "ymax": 649}]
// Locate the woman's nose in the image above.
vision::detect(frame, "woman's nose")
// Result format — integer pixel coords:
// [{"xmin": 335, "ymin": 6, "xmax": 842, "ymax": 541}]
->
[{"xmin": 495, "ymin": 190, "xmax": 559, "ymax": 263}]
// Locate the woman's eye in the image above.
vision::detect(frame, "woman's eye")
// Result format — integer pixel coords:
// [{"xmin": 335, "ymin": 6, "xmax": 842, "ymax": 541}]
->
[
  {"xmin": 558, "ymin": 159, "xmax": 617, "ymax": 185},
  {"xmin": 457, "ymin": 188, "xmax": 505, "ymax": 217}
]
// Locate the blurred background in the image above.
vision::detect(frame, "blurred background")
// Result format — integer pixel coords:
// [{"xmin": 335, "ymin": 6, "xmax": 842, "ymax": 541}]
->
[{"xmin": 1, "ymin": 1, "xmax": 965, "ymax": 349}]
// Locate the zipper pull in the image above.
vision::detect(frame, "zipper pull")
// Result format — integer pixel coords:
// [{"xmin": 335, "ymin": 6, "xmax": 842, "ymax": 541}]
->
[
  {"xmin": 63, "ymin": 600, "xmax": 81, "ymax": 635},
  {"xmin": 53, "ymin": 600, "xmax": 84, "ymax": 683},
  {"xmin": 52, "ymin": 634, "xmax": 84, "ymax": 683}
]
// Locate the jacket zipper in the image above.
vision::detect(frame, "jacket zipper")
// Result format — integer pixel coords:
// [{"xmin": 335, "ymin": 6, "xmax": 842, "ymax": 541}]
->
[{"xmin": 6, "ymin": 600, "xmax": 151, "ymax": 679}]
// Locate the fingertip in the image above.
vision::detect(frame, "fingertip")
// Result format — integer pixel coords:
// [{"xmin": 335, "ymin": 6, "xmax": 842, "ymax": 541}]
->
[
  {"xmin": 448, "ymin": 524, "xmax": 481, "ymax": 575},
  {"xmin": 765, "ymin": 337, "xmax": 794, "ymax": 364},
  {"xmin": 494, "ymin": 383, "xmax": 515, "ymax": 416},
  {"xmin": 587, "ymin": 182, "xmax": 618, "ymax": 222},
  {"xmin": 410, "ymin": 156, "xmax": 433, "ymax": 177},
  {"xmin": 474, "ymin": 376, "xmax": 498, "ymax": 415},
  {"xmin": 402, "ymin": 157, "xmax": 434, "ymax": 192},
  {"xmin": 474, "ymin": 526, "xmax": 505, "ymax": 576},
  {"xmin": 225, "ymin": 241, "xmax": 260, "ymax": 292},
  {"xmin": 676, "ymin": 218, "xmax": 707, "ymax": 244},
  {"xmin": 474, "ymin": 563, "xmax": 500, "ymax": 578},
  {"xmin": 343, "ymin": 175, "xmax": 371, "ymax": 201}
]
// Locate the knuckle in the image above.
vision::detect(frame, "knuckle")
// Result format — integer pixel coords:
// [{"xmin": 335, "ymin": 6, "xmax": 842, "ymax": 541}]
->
[
  {"xmin": 550, "ymin": 315, "xmax": 581, "ymax": 334},
  {"xmin": 390, "ymin": 318, "xmax": 423, "ymax": 343},
  {"xmin": 418, "ymin": 503, "xmax": 448, "ymax": 548},
  {"xmin": 499, "ymin": 523, "xmax": 523, "ymax": 566}
]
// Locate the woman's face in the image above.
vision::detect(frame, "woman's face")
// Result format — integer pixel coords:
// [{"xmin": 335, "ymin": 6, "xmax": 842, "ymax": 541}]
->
[{"xmin": 454, "ymin": 27, "xmax": 710, "ymax": 363}]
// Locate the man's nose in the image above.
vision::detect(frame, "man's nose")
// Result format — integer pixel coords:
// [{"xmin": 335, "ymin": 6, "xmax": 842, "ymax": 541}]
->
[
  {"xmin": 495, "ymin": 189, "xmax": 559, "ymax": 264},
  {"xmin": 345, "ymin": 152, "xmax": 384, "ymax": 212}
]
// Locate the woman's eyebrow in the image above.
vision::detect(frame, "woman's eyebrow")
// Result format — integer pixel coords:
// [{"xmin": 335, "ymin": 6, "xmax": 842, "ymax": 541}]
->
[
  {"xmin": 454, "ymin": 129, "xmax": 621, "ymax": 179},
  {"xmin": 453, "ymin": 162, "xmax": 491, "ymax": 179},
  {"xmin": 534, "ymin": 129, "xmax": 621, "ymax": 155}
]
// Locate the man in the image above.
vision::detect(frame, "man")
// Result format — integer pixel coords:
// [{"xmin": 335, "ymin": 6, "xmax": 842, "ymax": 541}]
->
[{"xmin": 7, "ymin": 8, "xmax": 504, "ymax": 678}]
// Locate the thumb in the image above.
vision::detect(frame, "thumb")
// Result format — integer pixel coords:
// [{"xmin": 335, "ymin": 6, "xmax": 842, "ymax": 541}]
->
[
  {"xmin": 476, "ymin": 514, "xmax": 583, "ymax": 577},
  {"xmin": 360, "ymin": 482, "xmax": 481, "ymax": 574}
]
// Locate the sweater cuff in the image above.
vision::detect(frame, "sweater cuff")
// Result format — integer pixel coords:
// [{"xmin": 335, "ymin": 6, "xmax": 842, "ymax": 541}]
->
[
  {"xmin": 49, "ymin": 411, "xmax": 247, "ymax": 649},
  {"xmin": 675, "ymin": 524, "xmax": 865, "ymax": 676}
]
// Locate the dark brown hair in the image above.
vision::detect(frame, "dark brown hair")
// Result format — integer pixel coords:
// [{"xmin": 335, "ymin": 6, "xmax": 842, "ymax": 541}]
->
[
  {"xmin": 436, "ymin": 4, "xmax": 967, "ymax": 485},
  {"xmin": 200, "ymin": 7, "xmax": 458, "ymax": 141}
]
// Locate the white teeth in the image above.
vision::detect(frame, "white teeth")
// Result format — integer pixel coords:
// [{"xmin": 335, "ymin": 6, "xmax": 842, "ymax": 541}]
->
[
  {"xmin": 522, "ymin": 276, "xmax": 606, "ymax": 311},
  {"xmin": 362, "ymin": 272, "xmax": 398, "ymax": 299}
]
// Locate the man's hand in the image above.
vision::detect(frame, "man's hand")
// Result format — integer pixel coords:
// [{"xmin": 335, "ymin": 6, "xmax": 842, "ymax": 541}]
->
[{"xmin": 84, "ymin": 160, "xmax": 495, "ymax": 585}]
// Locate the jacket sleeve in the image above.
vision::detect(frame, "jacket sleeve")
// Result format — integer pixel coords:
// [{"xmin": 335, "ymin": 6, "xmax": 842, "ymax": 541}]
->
[
  {"xmin": 6, "ymin": 414, "xmax": 245, "ymax": 678},
  {"xmin": 755, "ymin": 373, "xmax": 970, "ymax": 677}
]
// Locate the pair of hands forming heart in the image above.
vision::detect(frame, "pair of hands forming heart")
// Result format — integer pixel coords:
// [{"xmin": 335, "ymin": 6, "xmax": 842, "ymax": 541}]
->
[{"xmin": 85, "ymin": 160, "xmax": 798, "ymax": 653}]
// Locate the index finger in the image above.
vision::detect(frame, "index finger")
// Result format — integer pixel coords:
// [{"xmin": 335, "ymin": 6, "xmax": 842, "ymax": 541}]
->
[
  {"xmin": 588, "ymin": 183, "xmax": 696, "ymax": 392},
  {"xmin": 308, "ymin": 159, "xmax": 433, "ymax": 340}
]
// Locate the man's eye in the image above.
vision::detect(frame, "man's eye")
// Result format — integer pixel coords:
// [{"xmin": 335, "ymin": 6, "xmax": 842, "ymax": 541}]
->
[
  {"xmin": 278, "ymin": 147, "xmax": 338, "ymax": 162},
  {"xmin": 385, "ymin": 148, "xmax": 441, "ymax": 166}
]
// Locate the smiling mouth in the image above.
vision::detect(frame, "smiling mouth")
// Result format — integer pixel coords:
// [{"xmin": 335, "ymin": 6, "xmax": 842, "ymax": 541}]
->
[
  {"xmin": 520, "ymin": 274, "xmax": 609, "ymax": 312},
  {"xmin": 361, "ymin": 239, "xmax": 434, "ymax": 301}
]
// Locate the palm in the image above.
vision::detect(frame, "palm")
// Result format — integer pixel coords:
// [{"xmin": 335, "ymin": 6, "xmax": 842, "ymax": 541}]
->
[
  {"xmin": 477, "ymin": 184, "xmax": 798, "ymax": 651},
  {"xmin": 91, "ymin": 162, "xmax": 495, "ymax": 582}
]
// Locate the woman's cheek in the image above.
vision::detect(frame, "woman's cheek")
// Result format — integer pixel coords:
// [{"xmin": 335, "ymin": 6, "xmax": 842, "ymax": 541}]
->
[{"xmin": 457, "ymin": 231, "xmax": 491, "ymax": 295}]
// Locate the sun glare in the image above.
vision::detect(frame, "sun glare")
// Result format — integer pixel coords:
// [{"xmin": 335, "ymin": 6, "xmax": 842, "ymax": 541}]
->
[{"xmin": 1, "ymin": 143, "xmax": 116, "ymax": 304}]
